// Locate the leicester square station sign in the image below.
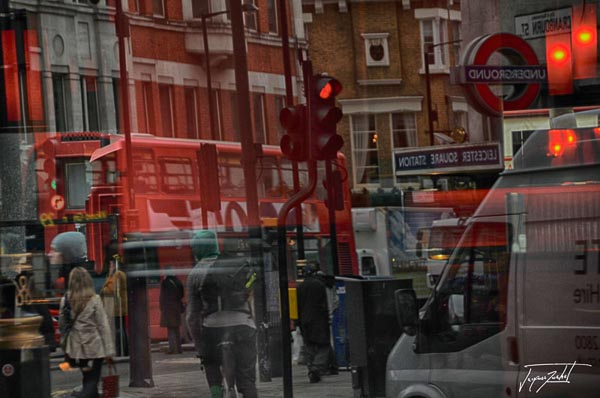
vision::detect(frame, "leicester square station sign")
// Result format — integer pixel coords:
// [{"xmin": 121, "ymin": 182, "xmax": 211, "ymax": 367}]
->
[
  {"xmin": 452, "ymin": 32, "xmax": 546, "ymax": 116},
  {"xmin": 394, "ymin": 142, "xmax": 502, "ymax": 176}
]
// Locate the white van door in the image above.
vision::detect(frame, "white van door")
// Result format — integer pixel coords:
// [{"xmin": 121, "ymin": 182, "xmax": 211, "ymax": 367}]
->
[
  {"xmin": 516, "ymin": 187, "xmax": 600, "ymax": 397},
  {"xmin": 426, "ymin": 217, "xmax": 519, "ymax": 397}
]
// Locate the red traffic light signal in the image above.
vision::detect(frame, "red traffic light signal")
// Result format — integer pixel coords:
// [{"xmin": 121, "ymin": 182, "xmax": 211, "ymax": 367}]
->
[
  {"xmin": 279, "ymin": 104, "xmax": 308, "ymax": 161},
  {"xmin": 311, "ymin": 74, "xmax": 344, "ymax": 160},
  {"xmin": 572, "ymin": 3, "xmax": 598, "ymax": 79},
  {"xmin": 545, "ymin": 32, "xmax": 573, "ymax": 95}
]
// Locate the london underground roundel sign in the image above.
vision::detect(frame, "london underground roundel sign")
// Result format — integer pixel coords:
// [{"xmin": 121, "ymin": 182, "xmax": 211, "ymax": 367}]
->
[{"xmin": 462, "ymin": 33, "xmax": 544, "ymax": 116}]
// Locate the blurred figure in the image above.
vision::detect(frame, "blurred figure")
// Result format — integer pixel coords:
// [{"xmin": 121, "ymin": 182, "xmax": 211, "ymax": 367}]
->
[
  {"xmin": 160, "ymin": 267, "xmax": 184, "ymax": 354},
  {"xmin": 49, "ymin": 231, "xmax": 88, "ymax": 291},
  {"xmin": 187, "ymin": 230, "xmax": 222, "ymax": 398},
  {"xmin": 187, "ymin": 230, "xmax": 258, "ymax": 398},
  {"xmin": 101, "ymin": 256, "xmax": 129, "ymax": 356},
  {"xmin": 59, "ymin": 267, "xmax": 114, "ymax": 398},
  {"xmin": 297, "ymin": 261, "xmax": 330, "ymax": 383}
]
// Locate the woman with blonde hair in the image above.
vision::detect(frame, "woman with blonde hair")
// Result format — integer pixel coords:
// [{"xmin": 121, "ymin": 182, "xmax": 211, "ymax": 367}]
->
[{"xmin": 59, "ymin": 267, "xmax": 115, "ymax": 398}]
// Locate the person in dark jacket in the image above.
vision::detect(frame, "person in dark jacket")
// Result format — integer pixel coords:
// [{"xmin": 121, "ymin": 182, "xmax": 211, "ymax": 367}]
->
[
  {"xmin": 297, "ymin": 261, "xmax": 331, "ymax": 383},
  {"xmin": 187, "ymin": 230, "xmax": 258, "ymax": 398},
  {"xmin": 160, "ymin": 268, "xmax": 185, "ymax": 354}
]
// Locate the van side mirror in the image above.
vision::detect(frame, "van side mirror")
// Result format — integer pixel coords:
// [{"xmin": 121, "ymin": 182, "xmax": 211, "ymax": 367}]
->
[{"xmin": 394, "ymin": 289, "xmax": 418, "ymax": 336}]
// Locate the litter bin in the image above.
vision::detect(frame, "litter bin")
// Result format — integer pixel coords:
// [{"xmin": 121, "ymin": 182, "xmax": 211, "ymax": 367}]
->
[
  {"xmin": 0, "ymin": 314, "xmax": 50, "ymax": 397},
  {"xmin": 344, "ymin": 277, "xmax": 411, "ymax": 398}
]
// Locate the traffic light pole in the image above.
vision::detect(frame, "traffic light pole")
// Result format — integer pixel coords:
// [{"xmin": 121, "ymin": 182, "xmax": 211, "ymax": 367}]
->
[
  {"xmin": 277, "ymin": 160, "xmax": 317, "ymax": 398},
  {"xmin": 325, "ymin": 160, "xmax": 339, "ymax": 275}
]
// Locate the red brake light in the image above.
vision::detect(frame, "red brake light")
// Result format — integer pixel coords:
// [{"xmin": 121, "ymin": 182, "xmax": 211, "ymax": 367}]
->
[{"xmin": 548, "ymin": 129, "xmax": 576, "ymax": 157}]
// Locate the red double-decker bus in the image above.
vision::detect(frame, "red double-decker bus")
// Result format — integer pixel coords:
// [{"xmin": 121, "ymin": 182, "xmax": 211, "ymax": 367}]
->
[{"xmin": 82, "ymin": 134, "xmax": 358, "ymax": 339}]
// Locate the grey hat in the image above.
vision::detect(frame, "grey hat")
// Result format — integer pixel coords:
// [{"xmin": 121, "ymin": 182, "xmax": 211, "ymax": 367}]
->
[{"xmin": 50, "ymin": 232, "xmax": 87, "ymax": 265}]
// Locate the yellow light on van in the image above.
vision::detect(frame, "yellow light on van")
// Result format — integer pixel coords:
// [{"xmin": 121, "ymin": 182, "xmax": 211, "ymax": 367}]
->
[{"xmin": 430, "ymin": 254, "xmax": 450, "ymax": 261}]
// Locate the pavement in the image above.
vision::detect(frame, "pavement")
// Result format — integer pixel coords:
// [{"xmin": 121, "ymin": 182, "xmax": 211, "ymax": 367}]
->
[{"xmin": 50, "ymin": 343, "xmax": 356, "ymax": 398}]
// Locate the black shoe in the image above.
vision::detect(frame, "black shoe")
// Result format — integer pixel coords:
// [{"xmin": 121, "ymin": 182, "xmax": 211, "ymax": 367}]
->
[{"xmin": 308, "ymin": 372, "xmax": 321, "ymax": 383}]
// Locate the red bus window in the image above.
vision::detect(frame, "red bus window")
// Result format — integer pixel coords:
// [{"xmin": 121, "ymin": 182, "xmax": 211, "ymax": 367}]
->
[
  {"xmin": 133, "ymin": 149, "xmax": 158, "ymax": 193},
  {"xmin": 219, "ymin": 154, "xmax": 245, "ymax": 197},
  {"xmin": 159, "ymin": 157, "xmax": 195, "ymax": 194}
]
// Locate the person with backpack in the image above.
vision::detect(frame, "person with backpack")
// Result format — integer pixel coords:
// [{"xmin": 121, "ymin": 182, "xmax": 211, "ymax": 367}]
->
[{"xmin": 186, "ymin": 230, "xmax": 257, "ymax": 398}]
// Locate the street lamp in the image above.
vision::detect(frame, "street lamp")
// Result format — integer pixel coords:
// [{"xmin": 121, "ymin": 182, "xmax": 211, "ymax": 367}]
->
[
  {"xmin": 424, "ymin": 40, "xmax": 462, "ymax": 145},
  {"xmin": 201, "ymin": 3, "xmax": 258, "ymax": 140}
]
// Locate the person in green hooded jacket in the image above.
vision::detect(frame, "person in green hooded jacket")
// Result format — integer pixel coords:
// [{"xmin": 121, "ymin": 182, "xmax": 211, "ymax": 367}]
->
[{"xmin": 186, "ymin": 230, "xmax": 257, "ymax": 398}]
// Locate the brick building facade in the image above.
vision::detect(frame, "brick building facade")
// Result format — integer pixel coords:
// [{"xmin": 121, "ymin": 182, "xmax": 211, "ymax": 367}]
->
[{"xmin": 303, "ymin": 0, "xmax": 501, "ymax": 199}]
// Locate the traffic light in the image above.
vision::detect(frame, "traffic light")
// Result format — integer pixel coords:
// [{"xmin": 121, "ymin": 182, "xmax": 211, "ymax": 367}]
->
[
  {"xmin": 545, "ymin": 31, "xmax": 573, "ymax": 95},
  {"xmin": 572, "ymin": 3, "xmax": 597, "ymax": 79},
  {"xmin": 310, "ymin": 74, "xmax": 344, "ymax": 160},
  {"xmin": 279, "ymin": 104, "xmax": 308, "ymax": 161}
]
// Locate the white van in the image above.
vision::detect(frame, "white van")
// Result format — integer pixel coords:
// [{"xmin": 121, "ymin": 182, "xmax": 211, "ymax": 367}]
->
[{"xmin": 386, "ymin": 125, "xmax": 600, "ymax": 397}]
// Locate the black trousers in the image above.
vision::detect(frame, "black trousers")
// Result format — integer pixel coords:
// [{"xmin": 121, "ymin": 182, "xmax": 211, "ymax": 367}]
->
[
  {"xmin": 76, "ymin": 358, "xmax": 103, "ymax": 398},
  {"xmin": 202, "ymin": 325, "xmax": 257, "ymax": 398}
]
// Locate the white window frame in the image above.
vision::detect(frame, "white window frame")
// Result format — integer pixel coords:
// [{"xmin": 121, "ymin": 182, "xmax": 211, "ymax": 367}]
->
[
  {"xmin": 267, "ymin": 0, "xmax": 278, "ymax": 34},
  {"xmin": 153, "ymin": 0, "xmax": 165, "ymax": 17},
  {"xmin": 253, "ymin": 92, "xmax": 267, "ymax": 144},
  {"xmin": 415, "ymin": 8, "xmax": 461, "ymax": 74},
  {"xmin": 362, "ymin": 33, "xmax": 390, "ymax": 67},
  {"xmin": 142, "ymin": 77, "xmax": 153, "ymax": 133},
  {"xmin": 185, "ymin": 86, "xmax": 199, "ymax": 139},
  {"xmin": 80, "ymin": 75, "xmax": 100, "ymax": 132},
  {"xmin": 350, "ymin": 114, "xmax": 379, "ymax": 188},
  {"xmin": 159, "ymin": 83, "xmax": 175, "ymax": 137},
  {"xmin": 390, "ymin": 112, "xmax": 417, "ymax": 149}
]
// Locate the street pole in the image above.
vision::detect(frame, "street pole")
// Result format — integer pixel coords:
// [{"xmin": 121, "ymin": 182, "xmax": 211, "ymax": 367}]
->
[
  {"xmin": 229, "ymin": 0, "xmax": 269, "ymax": 383},
  {"xmin": 277, "ymin": 0, "xmax": 305, "ymax": 261},
  {"xmin": 115, "ymin": 0, "xmax": 152, "ymax": 388}
]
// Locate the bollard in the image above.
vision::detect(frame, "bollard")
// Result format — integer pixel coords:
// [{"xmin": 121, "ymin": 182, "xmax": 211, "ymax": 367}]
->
[{"xmin": 0, "ymin": 276, "xmax": 50, "ymax": 398}]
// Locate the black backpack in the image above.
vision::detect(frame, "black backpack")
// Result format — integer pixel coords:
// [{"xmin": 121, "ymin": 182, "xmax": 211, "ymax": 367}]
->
[{"xmin": 200, "ymin": 253, "xmax": 255, "ymax": 316}]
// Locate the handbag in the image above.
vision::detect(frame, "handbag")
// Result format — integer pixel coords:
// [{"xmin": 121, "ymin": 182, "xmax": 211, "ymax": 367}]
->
[{"xmin": 102, "ymin": 363, "xmax": 119, "ymax": 398}]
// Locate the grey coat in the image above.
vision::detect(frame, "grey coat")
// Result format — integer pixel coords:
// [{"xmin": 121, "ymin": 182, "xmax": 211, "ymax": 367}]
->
[{"xmin": 59, "ymin": 294, "xmax": 115, "ymax": 359}]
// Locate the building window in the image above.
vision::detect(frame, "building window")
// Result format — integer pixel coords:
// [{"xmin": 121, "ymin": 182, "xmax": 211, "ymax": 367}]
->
[
  {"xmin": 142, "ymin": 81, "xmax": 154, "ymax": 133},
  {"xmin": 159, "ymin": 84, "xmax": 174, "ymax": 137},
  {"xmin": 52, "ymin": 73, "xmax": 71, "ymax": 132},
  {"xmin": 81, "ymin": 76, "xmax": 100, "ymax": 132},
  {"xmin": 267, "ymin": 0, "xmax": 278, "ymax": 33},
  {"xmin": 391, "ymin": 112, "xmax": 417, "ymax": 148},
  {"xmin": 453, "ymin": 110, "xmax": 468, "ymax": 132},
  {"xmin": 253, "ymin": 93, "xmax": 266, "ymax": 144},
  {"xmin": 112, "ymin": 78, "xmax": 120, "ymax": 132},
  {"xmin": 153, "ymin": 0, "xmax": 165, "ymax": 17},
  {"xmin": 65, "ymin": 161, "xmax": 91, "ymax": 209},
  {"xmin": 245, "ymin": 0, "xmax": 257, "ymax": 30},
  {"xmin": 275, "ymin": 95, "xmax": 285, "ymax": 139},
  {"xmin": 351, "ymin": 114, "xmax": 379, "ymax": 185},
  {"xmin": 362, "ymin": 33, "xmax": 390, "ymax": 67},
  {"xmin": 185, "ymin": 87, "xmax": 199, "ymax": 139},
  {"xmin": 210, "ymin": 89, "xmax": 223, "ymax": 140},
  {"xmin": 420, "ymin": 19, "xmax": 447, "ymax": 69},
  {"xmin": 192, "ymin": 0, "xmax": 209, "ymax": 18},
  {"xmin": 231, "ymin": 92, "xmax": 239, "ymax": 141},
  {"xmin": 450, "ymin": 21, "xmax": 461, "ymax": 66}
]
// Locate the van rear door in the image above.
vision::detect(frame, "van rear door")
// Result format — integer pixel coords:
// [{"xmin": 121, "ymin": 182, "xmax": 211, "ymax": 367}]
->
[{"xmin": 516, "ymin": 184, "xmax": 600, "ymax": 397}]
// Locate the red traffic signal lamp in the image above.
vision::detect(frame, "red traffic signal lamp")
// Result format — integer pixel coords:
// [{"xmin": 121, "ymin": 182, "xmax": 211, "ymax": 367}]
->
[
  {"xmin": 310, "ymin": 74, "xmax": 344, "ymax": 160},
  {"xmin": 280, "ymin": 104, "xmax": 308, "ymax": 161},
  {"xmin": 545, "ymin": 32, "xmax": 573, "ymax": 95},
  {"xmin": 572, "ymin": 3, "xmax": 598, "ymax": 79}
]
